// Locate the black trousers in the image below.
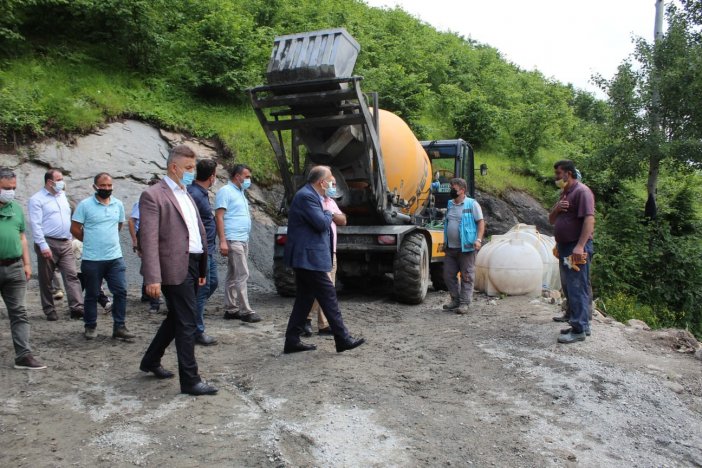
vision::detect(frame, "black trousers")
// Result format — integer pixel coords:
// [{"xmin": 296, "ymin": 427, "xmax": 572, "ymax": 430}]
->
[
  {"xmin": 285, "ymin": 268, "xmax": 349, "ymax": 343},
  {"xmin": 141, "ymin": 254, "xmax": 201, "ymax": 387}
]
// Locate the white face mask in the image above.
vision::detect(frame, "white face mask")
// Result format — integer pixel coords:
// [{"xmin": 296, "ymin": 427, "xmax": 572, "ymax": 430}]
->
[
  {"xmin": 0, "ymin": 189, "xmax": 15, "ymax": 204},
  {"xmin": 54, "ymin": 180, "xmax": 65, "ymax": 192}
]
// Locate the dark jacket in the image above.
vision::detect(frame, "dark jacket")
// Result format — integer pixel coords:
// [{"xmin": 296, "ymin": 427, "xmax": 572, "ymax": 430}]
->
[{"xmin": 284, "ymin": 183, "xmax": 333, "ymax": 272}]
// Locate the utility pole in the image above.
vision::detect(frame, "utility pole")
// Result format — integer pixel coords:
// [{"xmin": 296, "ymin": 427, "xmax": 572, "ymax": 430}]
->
[{"xmin": 645, "ymin": 0, "xmax": 665, "ymax": 220}]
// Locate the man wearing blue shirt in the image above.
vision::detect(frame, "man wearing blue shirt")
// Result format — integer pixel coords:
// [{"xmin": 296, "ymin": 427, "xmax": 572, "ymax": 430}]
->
[
  {"xmin": 215, "ymin": 164, "xmax": 260, "ymax": 323},
  {"xmin": 71, "ymin": 172, "xmax": 134, "ymax": 340},
  {"xmin": 28, "ymin": 169, "xmax": 84, "ymax": 321},
  {"xmin": 187, "ymin": 159, "xmax": 219, "ymax": 346}
]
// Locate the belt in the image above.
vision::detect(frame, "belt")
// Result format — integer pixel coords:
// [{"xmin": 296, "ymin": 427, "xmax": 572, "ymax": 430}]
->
[
  {"xmin": 46, "ymin": 237, "xmax": 69, "ymax": 241},
  {"xmin": 0, "ymin": 257, "xmax": 22, "ymax": 266},
  {"xmin": 189, "ymin": 253, "xmax": 203, "ymax": 258}
]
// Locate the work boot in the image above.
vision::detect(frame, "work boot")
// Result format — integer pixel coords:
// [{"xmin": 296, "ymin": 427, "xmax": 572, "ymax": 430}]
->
[
  {"xmin": 84, "ymin": 327, "xmax": 97, "ymax": 340},
  {"xmin": 443, "ymin": 297, "xmax": 460, "ymax": 310},
  {"xmin": 70, "ymin": 310, "xmax": 84, "ymax": 320},
  {"xmin": 455, "ymin": 303, "xmax": 470, "ymax": 315},
  {"xmin": 46, "ymin": 310, "xmax": 59, "ymax": 321},
  {"xmin": 112, "ymin": 326, "xmax": 136, "ymax": 340},
  {"xmin": 557, "ymin": 331, "xmax": 586, "ymax": 344},
  {"xmin": 560, "ymin": 327, "xmax": 591, "ymax": 337}
]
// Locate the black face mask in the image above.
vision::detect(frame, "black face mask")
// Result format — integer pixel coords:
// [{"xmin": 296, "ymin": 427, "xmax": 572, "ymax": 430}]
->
[
  {"xmin": 95, "ymin": 189, "xmax": 112, "ymax": 200},
  {"xmin": 449, "ymin": 188, "xmax": 459, "ymax": 199}
]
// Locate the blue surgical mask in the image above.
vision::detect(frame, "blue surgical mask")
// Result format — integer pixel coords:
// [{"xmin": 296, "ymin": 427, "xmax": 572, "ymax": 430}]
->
[
  {"xmin": 242, "ymin": 178, "xmax": 251, "ymax": 190},
  {"xmin": 181, "ymin": 170, "xmax": 195, "ymax": 186},
  {"xmin": 325, "ymin": 185, "xmax": 337, "ymax": 198},
  {"xmin": 54, "ymin": 181, "xmax": 65, "ymax": 192}
]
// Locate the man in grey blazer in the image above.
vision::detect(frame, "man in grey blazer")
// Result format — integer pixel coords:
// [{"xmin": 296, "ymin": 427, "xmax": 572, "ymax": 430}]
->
[{"xmin": 138, "ymin": 145, "xmax": 217, "ymax": 396}]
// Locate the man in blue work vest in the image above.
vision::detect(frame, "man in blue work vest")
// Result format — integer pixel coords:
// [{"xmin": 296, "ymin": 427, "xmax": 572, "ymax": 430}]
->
[{"xmin": 442, "ymin": 178, "xmax": 485, "ymax": 315}]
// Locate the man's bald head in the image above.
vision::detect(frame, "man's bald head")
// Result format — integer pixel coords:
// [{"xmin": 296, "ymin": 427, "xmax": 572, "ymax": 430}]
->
[{"xmin": 307, "ymin": 165, "xmax": 331, "ymax": 184}]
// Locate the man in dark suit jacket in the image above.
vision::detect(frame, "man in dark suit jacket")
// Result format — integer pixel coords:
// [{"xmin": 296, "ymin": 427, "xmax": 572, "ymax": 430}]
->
[
  {"xmin": 138, "ymin": 145, "xmax": 217, "ymax": 395},
  {"xmin": 283, "ymin": 165, "xmax": 365, "ymax": 354}
]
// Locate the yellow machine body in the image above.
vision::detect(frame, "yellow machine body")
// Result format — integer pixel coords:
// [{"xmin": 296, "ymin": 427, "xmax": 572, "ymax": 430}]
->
[{"xmin": 377, "ymin": 110, "xmax": 432, "ymax": 217}]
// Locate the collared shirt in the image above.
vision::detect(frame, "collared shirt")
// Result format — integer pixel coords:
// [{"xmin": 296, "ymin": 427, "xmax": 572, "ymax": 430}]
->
[
  {"xmin": 215, "ymin": 182, "xmax": 251, "ymax": 242},
  {"xmin": 0, "ymin": 201, "xmax": 25, "ymax": 259},
  {"xmin": 72, "ymin": 195, "xmax": 125, "ymax": 261},
  {"xmin": 130, "ymin": 201, "xmax": 140, "ymax": 231},
  {"xmin": 323, "ymin": 196, "xmax": 342, "ymax": 253},
  {"xmin": 28, "ymin": 188, "xmax": 72, "ymax": 250},
  {"xmin": 164, "ymin": 176, "xmax": 203, "ymax": 254},
  {"xmin": 554, "ymin": 180, "xmax": 595, "ymax": 244},
  {"xmin": 187, "ymin": 182, "xmax": 216, "ymax": 255}
]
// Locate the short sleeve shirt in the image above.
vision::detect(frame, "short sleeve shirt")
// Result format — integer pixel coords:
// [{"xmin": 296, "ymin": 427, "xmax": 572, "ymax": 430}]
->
[
  {"xmin": 0, "ymin": 201, "xmax": 25, "ymax": 259},
  {"xmin": 130, "ymin": 201, "xmax": 140, "ymax": 231},
  {"xmin": 553, "ymin": 181, "xmax": 595, "ymax": 244},
  {"xmin": 215, "ymin": 182, "xmax": 251, "ymax": 242},
  {"xmin": 446, "ymin": 198, "xmax": 483, "ymax": 249},
  {"xmin": 72, "ymin": 195, "xmax": 125, "ymax": 261}
]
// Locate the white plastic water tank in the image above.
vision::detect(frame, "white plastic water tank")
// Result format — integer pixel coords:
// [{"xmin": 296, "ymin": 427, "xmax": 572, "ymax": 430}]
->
[
  {"xmin": 475, "ymin": 224, "xmax": 559, "ymax": 296},
  {"xmin": 507, "ymin": 224, "xmax": 560, "ymax": 291}
]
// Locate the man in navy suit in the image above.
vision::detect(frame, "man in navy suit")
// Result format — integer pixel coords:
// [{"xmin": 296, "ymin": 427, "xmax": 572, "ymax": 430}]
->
[{"xmin": 283, "ymin": 165, "xmax": 365, "ymax": 354}]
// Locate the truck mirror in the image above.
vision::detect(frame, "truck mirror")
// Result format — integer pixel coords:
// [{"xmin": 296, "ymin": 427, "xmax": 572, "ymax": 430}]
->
[{"xmin": 479, "ymin": 163, "xmax": 488, "ymax": 176}]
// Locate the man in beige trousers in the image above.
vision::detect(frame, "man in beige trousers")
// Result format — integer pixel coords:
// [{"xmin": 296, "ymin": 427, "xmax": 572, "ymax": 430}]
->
[{"xmin": 215, "ymin": 164, "xmax": 260, "ymax": 323}]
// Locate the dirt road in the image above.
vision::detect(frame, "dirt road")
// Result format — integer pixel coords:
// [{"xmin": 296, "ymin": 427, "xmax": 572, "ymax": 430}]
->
[{"xmin": 1, "ymin": 282, "xmax": 701, "ymax": 467}]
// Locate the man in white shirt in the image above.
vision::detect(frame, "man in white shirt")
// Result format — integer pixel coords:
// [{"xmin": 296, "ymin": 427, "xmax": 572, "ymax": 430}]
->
[{"xmin": 28, "ymin": 169, "xmax": 84, "ymax": 321}]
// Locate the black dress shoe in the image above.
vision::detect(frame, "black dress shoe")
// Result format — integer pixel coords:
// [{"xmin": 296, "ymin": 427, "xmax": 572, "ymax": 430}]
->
[
  {"xmin": 139, "ymin": 364, "xmax": 175, "ymax": 379},
  {"xmin": 223, "ymin": 311, "xmax": 241, "ymax": 320},
  {"xmin": 283, "ymin": 341, "xmax": 317, "ymax": 354},
  {"xmin": 181, "ymin": 381, "xmax": 218, "ymax": 396},
  {"xmin": 195, "ymin": 333, "xmax": 218, "ymax": 346},
  {"xmin": 552, "ymin": 314, "xmax": 570, "ymax": 322},
  {"xmin": 301, "ymin": 319, "xmax": 313, "ymax": 337},
  {"xmin": 318, "ymin": 327, "xmax": 334, "ymax": 336},
  {"xmin": 335, "ymin": 336, "xmax": 366, "ymax": 353}
]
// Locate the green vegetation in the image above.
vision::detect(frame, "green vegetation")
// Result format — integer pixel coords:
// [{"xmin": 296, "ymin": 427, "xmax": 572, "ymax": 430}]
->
[{"xmin": 1, "ymin": 0, "xmax": 701, "ymax": 336}]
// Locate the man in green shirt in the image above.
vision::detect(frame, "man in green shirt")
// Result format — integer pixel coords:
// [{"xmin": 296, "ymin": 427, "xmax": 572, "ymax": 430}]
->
[{"xmin": 0, "ymin": 167, "xmax": 46, "ymax": 370}]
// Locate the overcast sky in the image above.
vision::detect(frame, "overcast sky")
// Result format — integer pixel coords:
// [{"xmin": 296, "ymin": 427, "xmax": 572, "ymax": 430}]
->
[{"xmin": 363, "ymin": 0, "xmax": 660, "ymax": 97}]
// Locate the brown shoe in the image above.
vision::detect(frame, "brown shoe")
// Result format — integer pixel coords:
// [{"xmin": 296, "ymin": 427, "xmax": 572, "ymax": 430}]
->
[
  {"xmin": 112, "ymin": 326, "xmax": 135, "ymax": 340},
  {"xmin": 455, "ymin": 304, "xmax": 470, "ymax": 315},
  {"xmin": 46, "ymin": 310, "xmax": 59, "ymax": 321},
  {"xmin": 14, "ymin": 354, "xmax": 47, "ymax": 370}
]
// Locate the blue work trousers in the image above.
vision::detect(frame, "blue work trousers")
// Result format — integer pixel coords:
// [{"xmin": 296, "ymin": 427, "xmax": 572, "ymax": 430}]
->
[
  {"xmin": 558, "ymin": 240, "xmax": 593, "ymax": 334},
  {"xmin": 195, "ymin": 254, "xmax": 218, "ymax": 334}
]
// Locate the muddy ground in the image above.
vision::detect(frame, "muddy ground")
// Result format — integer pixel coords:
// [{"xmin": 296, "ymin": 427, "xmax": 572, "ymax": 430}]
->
[{"xmin": 1, "ymin": 278, "xmax": 701, "ymax": 467}]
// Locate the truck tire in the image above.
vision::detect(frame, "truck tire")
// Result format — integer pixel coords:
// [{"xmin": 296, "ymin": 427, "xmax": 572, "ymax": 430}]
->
[
  {"xmin": 430, "ymin": 262, "xmax": 448, "ymax": 291},
  {"xmin": 393, "ymin": 232, "xmax": 430, "ymax": 304},
  {"xmin": 273, "ymin": 258, "xmax": 296, "ymax": 297}
]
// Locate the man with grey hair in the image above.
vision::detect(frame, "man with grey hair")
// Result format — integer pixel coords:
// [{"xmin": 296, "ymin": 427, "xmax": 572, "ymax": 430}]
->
[
  {"xmin": 442, "ymin": 177, "xmax": 485, "ymax": 314},
  {"xmin": 28, "ymin": 168, "xmax": 84, "ymax": 321},
  {"xmin": 282, "ymin": 165, "xmax": 364, "ymax": 354},
  {"xmin": 139, "ymin": 145, "xmax": 217, "ymax": 396},
  {"xmin": 0, "ymin": 167, "xmax": 47, "ymax": 369}
]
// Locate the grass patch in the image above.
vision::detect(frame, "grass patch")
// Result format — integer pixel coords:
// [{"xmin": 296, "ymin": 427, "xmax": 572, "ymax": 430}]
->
[{"xmin": 0, "ymin": 53, "xmax": 278, "ymax": 184}]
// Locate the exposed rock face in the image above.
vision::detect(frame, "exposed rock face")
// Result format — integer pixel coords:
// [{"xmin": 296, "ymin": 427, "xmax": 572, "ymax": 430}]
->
[
  {"xmin": 476, "ymin": 189, "xmax": 552, "ymax": 238},
  {"xmin": 1, "ymin": 119, "xmax": 275, "ymax": 291}
]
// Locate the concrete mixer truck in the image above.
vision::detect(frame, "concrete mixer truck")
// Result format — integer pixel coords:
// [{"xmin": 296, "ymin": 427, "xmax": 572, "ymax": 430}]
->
[{"xmin": 248, "ymin": 28, "xmax": 481, "ymax": 304}]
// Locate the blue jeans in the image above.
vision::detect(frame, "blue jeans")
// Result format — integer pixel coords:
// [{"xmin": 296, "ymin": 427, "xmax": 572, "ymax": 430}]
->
[
  {"xmin": 195, "ymin": 254, "xmax": 218, "ymax": 334},
  {"xmin": 82, "ymin": 258, "xmax": 127, "ymax": 330},
  {"xmin": 558, "ymin": 240, "xmax": 593, "ymax": 334}
]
